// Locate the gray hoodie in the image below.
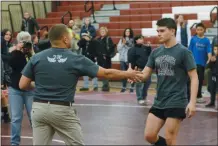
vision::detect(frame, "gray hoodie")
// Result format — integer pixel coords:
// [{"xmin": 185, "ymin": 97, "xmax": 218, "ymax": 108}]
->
[{"xmin": 117, "ymin": 37, "xmax": 134, "ymax": 62}]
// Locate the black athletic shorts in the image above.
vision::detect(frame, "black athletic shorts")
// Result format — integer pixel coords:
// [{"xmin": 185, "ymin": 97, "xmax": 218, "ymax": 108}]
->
[{"xmin": 149, "ymin": 106, "xmax": 186, "ymax": 120}]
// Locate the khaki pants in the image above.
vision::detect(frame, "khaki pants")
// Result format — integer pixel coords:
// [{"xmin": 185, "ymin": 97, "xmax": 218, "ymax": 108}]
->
[{"xmin": 31, "ymin": 102, "xmax": 84, "ymax": 145}]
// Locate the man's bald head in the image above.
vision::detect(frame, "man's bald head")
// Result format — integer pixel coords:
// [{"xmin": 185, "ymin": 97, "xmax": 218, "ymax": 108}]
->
[{"xmin": 48, "ymin": 24, "xmax": 72, "ymax": 48}]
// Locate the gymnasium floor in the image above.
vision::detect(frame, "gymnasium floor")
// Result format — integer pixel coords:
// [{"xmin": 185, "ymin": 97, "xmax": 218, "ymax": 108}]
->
[{"xmin": 1, "ymin": 86, "xmax": 218, "ymax": 145}]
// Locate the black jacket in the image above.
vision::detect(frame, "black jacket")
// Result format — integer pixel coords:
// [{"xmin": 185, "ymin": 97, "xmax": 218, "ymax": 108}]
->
[
  {"xmin": 1, "ymin": 37, "xmax": 12, "ymax": 63},
  {"xmin": 128, "ymin": 44, "xmax": 152, "ymax": 69},
  {"xmin": 207, "ymin": 56, "xmax": 218, "ymax": 76},
  {"xmin": 21, "ymin": 17, "xmax": 40, "ymax": 35},
  {"xmin": 8, "ymin": 50, "xmax": 28, "ymax": 90},
  {"xmin": 96, "ymin": 36, "xmax": 115, "ymax": 68},
  {"xmin": 77, "ymin": 38, "xmax": 100, "ymax": 62}
]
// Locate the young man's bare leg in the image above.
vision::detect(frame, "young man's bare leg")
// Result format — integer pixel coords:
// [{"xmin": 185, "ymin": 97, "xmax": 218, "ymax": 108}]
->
[
  {"xmin": 164, "ymin": 118, "xmax": 182, "ymax": 145},
  {"xmin": 144, "ymin": 113, "xmax": 166, "ymax": 145}
]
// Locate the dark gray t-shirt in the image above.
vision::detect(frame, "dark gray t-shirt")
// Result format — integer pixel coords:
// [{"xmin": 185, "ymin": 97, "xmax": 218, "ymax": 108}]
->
[
  {"xmin": 146, "ymin": 44, "xmax": 196, "ymax": 109},
  {"xmin": 22, "ymin": 48, "xmax": 99, "ymax": 102}
]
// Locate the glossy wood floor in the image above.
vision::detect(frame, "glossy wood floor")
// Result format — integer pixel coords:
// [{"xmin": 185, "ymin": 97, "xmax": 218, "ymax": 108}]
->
[{"xmin": 1, "ymin": 89, "xmax": 218, "ymax": 145}]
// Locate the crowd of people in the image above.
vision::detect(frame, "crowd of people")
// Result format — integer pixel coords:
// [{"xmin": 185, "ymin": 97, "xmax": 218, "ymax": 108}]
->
[{"xmin": 1, "ymin": 11, "xmax": 218, "ymax": 146}]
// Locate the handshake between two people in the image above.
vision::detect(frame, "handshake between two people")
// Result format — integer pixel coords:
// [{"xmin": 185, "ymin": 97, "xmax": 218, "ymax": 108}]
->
[{"xmin": 126, "ymin": 63, "xmax": 145, "ymax": 83}]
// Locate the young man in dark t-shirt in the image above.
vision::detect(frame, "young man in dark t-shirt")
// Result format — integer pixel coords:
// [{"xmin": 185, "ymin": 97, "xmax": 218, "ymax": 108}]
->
[
  {"xmin": 19, "ymin": 24, "xmax": 141, "ymax": 145},
  {"xmin": 129, "ymin": 18, "xmax": 199, "ymax": 145}
]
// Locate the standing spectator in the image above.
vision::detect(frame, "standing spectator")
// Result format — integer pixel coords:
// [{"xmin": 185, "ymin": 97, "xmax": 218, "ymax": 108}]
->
[
  {"xmin": 128, "ymin": 35, "xmax": 152, "ymax": 105},
  {"xmin": 205, "ymin": 45, "xmax": 218, "ymax": 108},
  {"xmin": 175, "ymin": 14, "xmax": 191, "ymax": 47},
  {"xmin": 21, "ymin": 12, "xmax": 40, "ymax": 35},
  {"xmin": 1, "ymin": 29, "xmax": 13, "ymax": 63},
  {"xmin": 117, "ymin": 28, "xmax": 135, "ymax": 92},
  {"xmin": 96, "ymin": 27, "xmax": 116, "ymax": 91},
  {"xmin": 8, "ymin": 31, "xmax": 34, "ymax": 145},
  {"xmin": 211, "ymin": 35, "xmax": 218, "ymax": 51},
  {"xmin": 80, "ymin": 17, "xmax": 96, "ymax": 38},
  {"xmin": 1, "ymin": 58, "xmax": 10, "ymax": 123},
  {"xmin": 189, "ymin": 23, "xmax": 212, "ymax": 103},
  {"xmin": 77, "ymin": 32, "xmax": 99, "ymax": 91}
]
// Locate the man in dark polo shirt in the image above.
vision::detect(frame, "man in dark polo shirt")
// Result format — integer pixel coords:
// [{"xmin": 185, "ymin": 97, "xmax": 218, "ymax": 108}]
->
[
  {"xmin": 129, "ymin": 18, "xmax": 199, "ymax": 146},
  {"xmin": 19, "ymin": 24, "xmax": 140, "ymax": 145}
]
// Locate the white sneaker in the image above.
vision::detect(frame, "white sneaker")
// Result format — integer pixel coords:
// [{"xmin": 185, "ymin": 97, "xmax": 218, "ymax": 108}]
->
[
  {"xmin": 138, "ymin": 100, "xmax": 145, "ymax": 105},
  {"xmin": 202, "ymin": 91, "xmax": 211, "ymax": 97},
  {"xmin": 197, "ymin": 98, "xmax": 206, "ymax": 103}
]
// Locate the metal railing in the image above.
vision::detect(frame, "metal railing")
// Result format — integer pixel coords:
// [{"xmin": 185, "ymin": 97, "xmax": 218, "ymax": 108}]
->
[
  {"xmin": 112, "ymin": 1, "xmax": 117, "ymax": 10},
  {"xmin": 1, "ymin": 10, "xmax": 13, "ymax": 32},
  {"xmin": 190, "ymin": 22, "xmax": 198, "ymax": 30},
  {"xmin": 61, "ymin": 11, "xmax": 72, "ymax": 25},
  {"xmin": 210, "ymin": 6, "xmax": 218, "ymax": 24},
  {"xmin": 84, "ymin": 1, "xmax": 96, "ymax": 23},
  {"xmin": 8, "ymin": 2, "xmax": 23, "ymax": 33}
]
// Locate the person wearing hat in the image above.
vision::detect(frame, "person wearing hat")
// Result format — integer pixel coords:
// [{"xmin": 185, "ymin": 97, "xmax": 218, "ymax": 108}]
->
[
  {"xmin": 128, "ymin": 35, "xmax": 152, "ymax": 105},
  {"xmin": 77, "ymin": 31, "xmax": 100, "ymax": 91}
]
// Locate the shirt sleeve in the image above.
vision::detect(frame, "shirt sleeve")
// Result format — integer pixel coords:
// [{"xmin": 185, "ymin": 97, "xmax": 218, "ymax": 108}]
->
[
  {"xmin": 146, "ymin": 49, "xmax": 155, "ymax": 69},
  {"xmin": 21, "ymin": 57, "xmax": 34, "ymax": 80},
  {"xmin": 183, "ymin": 49, "xmax": 197, "ymax": 71},
  {"xmin": 75, "ymin": 55, "xmax": 99, "ymax": 77}
]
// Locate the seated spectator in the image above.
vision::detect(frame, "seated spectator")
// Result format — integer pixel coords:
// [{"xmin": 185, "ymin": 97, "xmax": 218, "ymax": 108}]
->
[{"xmin": 80, "ymin": 17, "xmax": 96, "ymax": 38}]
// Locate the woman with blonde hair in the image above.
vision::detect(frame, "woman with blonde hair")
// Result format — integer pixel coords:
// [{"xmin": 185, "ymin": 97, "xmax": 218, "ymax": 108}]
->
[{"xmin": 96, "ymin": 27, "xmax": 116, "ymax": 91}]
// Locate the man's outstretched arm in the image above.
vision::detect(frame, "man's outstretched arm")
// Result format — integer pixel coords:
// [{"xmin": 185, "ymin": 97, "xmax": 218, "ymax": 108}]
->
[{"xmin": 96, "ymin": 66, "xmax": 142, "ymax": 81}]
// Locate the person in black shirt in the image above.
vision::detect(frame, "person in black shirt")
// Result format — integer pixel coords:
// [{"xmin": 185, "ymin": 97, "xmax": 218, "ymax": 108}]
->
[
  {"xmin": 128, "ymin": 35, "xmax": 152, "ymax": 105},
  {"xmin": 21, "ymin": 12, "xmax": 40, "ymax": 35},
  {"xmin": 96, "ymin": 27, "xmax": 116, "ymax": 91},
  {"xmin": 205, "ymin": 45, "xmax": 218, "ymax": 108},
  {"xmin": 7, "ymin": 31, "xmax": 34, "ymax": 145},
  {"xmin": 19, "ymin": 24, "xmax": 141, "ymax": 145}
]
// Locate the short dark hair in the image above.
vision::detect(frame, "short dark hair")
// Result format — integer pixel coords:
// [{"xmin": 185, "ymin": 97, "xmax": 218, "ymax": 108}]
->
[
  {"xmin": 156, "ymin": 18, "xmax": 177, "ymax": 36},
  {"xmin": 214, "ymin": 44, "xmax": 218, "ymax": 48},
  {"xmin": 134, "ymin": 35, "xmax": 144, "ymax": 44},
  {"xmin": 196, "ymin": 23, "xmax": 206, "ymax": 30},
  {"xmin": 48, "ymin": 24, "xmax": 69, "ymax": 42}
]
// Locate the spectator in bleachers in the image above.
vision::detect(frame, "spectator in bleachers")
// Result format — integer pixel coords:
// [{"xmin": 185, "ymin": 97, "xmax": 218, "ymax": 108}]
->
[
  {"xmin": 1, "ymin": 58, "xmax": 10, "ymax": 123},
  {"xmin": 32, "ymin": 35, "xmax": 40, "ymax": 53},
  {"xmin": 68, "ymin": 20, "xmax": 74, "ymax": 30},
  {"xmin": 1, "ymin": 29, "xmax": 13, "ymax": 63},
  {"xmin": 77, "ymin": 32, "xmax": 99, "ymax": 91},
  {"xmin": 205, "ymin": 44, "xmax": 218, "ymax": 108},
  {"xmin": 128, "ymin": 35, "xmax": 152, "ymax": 105},
  {"xmin": 7, "ymin": 31, "xmax": 34, "ymax": 145},
  {"xmin": 69, "ymin": 19, "xmax": 82, "ymax": 52},
  {"xmin": 188, "ymin": 23, "xmax": 212, "ymax": 103},
  {"xmin": 117, "ymin": 28, "xmax": 135, "ymax": 93},
  {"xmin": 21, "ymin": 12, "xmax": 40, "ymax": 35},
  {"xmin": 37, "ymin": 31, "xmax": 51, "ymax": 52},
  {"xmin": 80, "ymin": 17, "xmax": 96, "ymax": 38},
  {"xmin": 96, "ymin": 27, "xmax": 116, "ymax": 92},
  {"xmin": 175, "ymin": 14, "xmax": 191, "ymax": 47}
]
